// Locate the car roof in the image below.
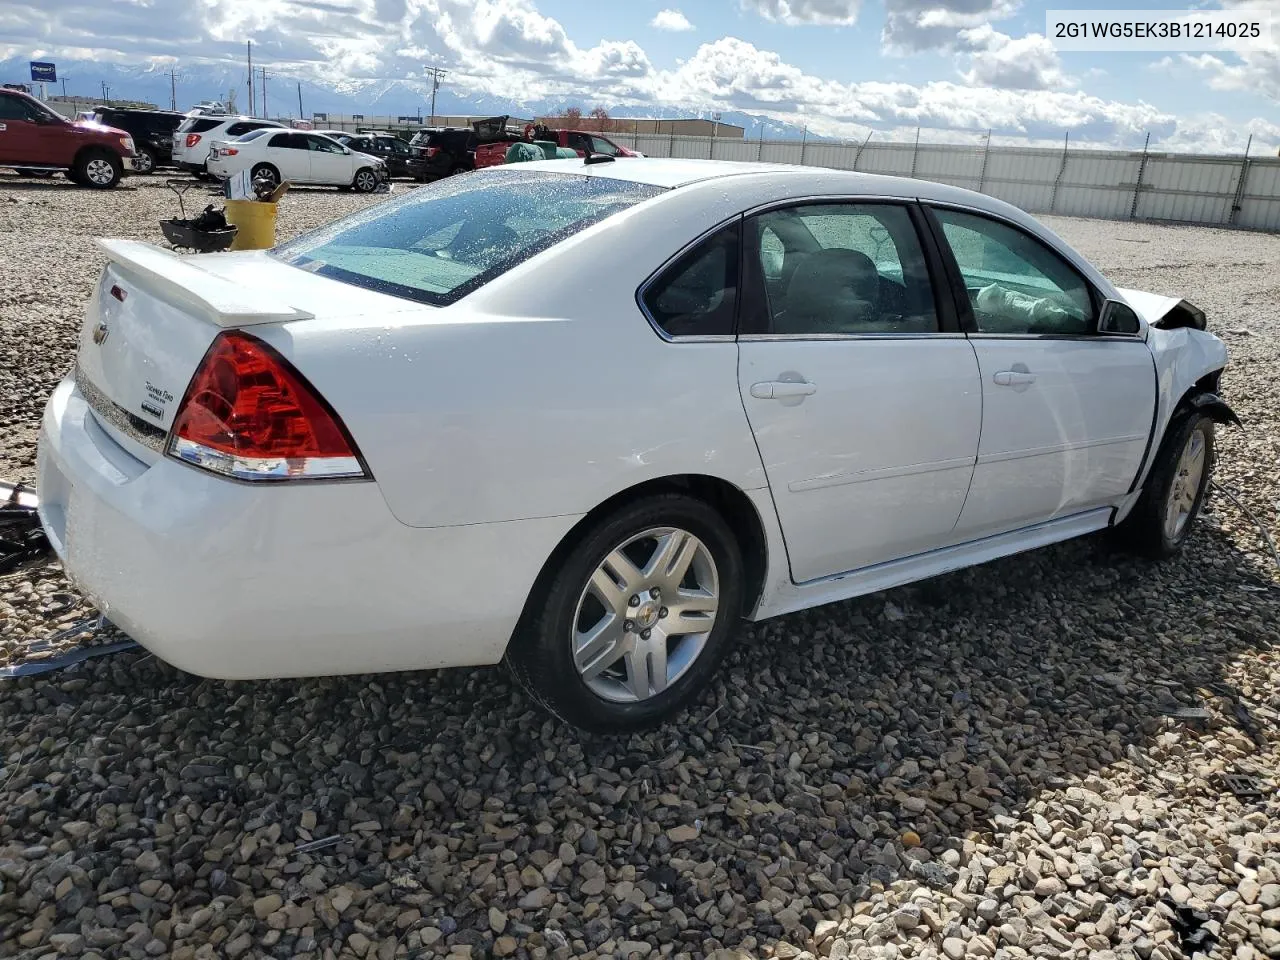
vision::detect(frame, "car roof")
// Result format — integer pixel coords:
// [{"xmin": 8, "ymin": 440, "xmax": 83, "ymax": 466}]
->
[{"xmin": 507, "ymin": 157, "xmax": 1019, "ymax": 213}]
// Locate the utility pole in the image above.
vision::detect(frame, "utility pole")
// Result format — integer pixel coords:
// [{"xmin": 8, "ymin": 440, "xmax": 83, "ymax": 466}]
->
[
  {"xmin": 425, "ymin": 65, "xmax": 447, "ymax": 125},
  {"xmin": 260, "ymin": 67, "xmax": 268, "ymax": 118},
  {"xmin": 297, "ymin": 81, "xmax": 303, "ymax": 120},
  {"xmin": 170, "ymin": 68, "xmax": 177, "ymax": 111},
  {"xmin": 247, "ymin": 41, "xmax": 254, "ymax": 117},
  {"xmin": 60, "ymin": 78, "xmax": 67, "ymax": 98},
  {"xmin": 100, "ymin": 81, "xmax": 110, "ymax": 103}
]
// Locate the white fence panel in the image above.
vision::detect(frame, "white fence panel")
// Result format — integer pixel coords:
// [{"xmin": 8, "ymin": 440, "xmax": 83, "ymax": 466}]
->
[
  {"xmin": 1136, "ymin": 156, "xmax": 1241, "ymax": 224},
  {"xmin": 571, "ymin": 131, "xmax": 1277, "ymax": 231}
]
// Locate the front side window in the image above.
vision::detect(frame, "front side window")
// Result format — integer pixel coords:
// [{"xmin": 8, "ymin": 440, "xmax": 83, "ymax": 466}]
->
[
  {"xmin": 308, "ymin": 135, "xmax": 345, "ymax": 153},
  {"xmin": 641, "ymin": 223, "xmax": 739, "ymax": 338},
  {"xmin": 748, "ymin": 203, "xmax": 938, "ymax": 335},
  {"xmin": 932, "ymin": 208, "xmax": 1095, "ymax": 335},
  {"xmin": 274, "ymin": 169, "xmax": 664, "ymax": 306}
]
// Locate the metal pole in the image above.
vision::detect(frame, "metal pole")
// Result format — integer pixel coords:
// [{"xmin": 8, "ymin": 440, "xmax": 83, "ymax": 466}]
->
[
  {"xmin": 800, "ymin": 124, "xmax": 808, "ymax": 166},
  {"xmin": 297, "ymin": 81, "xmax": 304, "ymax": 120},
  {"xmin": 247, "ymin": 41, "xmax": 254, "ymax": 118},
  {"xmin": 170, "ymin": 70, "xmax": 176, "ymax": 111},
  {"xmin": 852, "ymin": 130, "xmax": 872, "ymax": 171},
  {"xmin": 909, "ymin": 126, "xmax": 920, "ymax": 177},
  {"xmin": 1049, "ymin": 131, "xmax": 1070, "ymax": 212},
  {"xmin": 757, "ymin": 123, "xmax": 764, "ymax": 161},
  {"xmin": 261, "ymin": 67, "xmax": 267, "ymax": 118},
  {"xmin": 1229, "ymin": 134, "xmax": 1253, "ymax": 226},
  {"xmin": 61, "ymin": 78, "xmax": 67, "ymax": 98},
  {"xmin": 1129, "ymin": 131, "xmax": 1150, "ymax": 220},
  {"xmin": 977, "ymin": 128, "xmax": 992, "ymax": 193}
]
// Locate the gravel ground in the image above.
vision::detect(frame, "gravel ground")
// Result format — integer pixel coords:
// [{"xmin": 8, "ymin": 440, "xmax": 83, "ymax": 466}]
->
[{"xmin": 1, "ymin": 171, "xmax": 1279, "ymax": 960}]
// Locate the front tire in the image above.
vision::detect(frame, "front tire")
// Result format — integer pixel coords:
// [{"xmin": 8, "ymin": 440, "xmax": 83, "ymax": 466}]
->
[
  {"xmin": 352, "ymin": 167, "xmax": 379, "ymax": 193},
  {"xmin": 75, "ymin": 150, "xmax": 123, "ymax": 189},
  {"xmin": 1118, "ymin": 411, "xmax": 1214, "ymax": 557},
  {"xmin": 506, "ymin": 494, "xmax": 744, "ymax": 733}
]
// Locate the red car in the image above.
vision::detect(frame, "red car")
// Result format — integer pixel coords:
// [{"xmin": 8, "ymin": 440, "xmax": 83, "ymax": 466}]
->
[
  {"xmin": 0, "ymin": 88, "xmax": 138, "ymax": 188},
  {"xmin": 473, "ymin": 118, "xmax": 641, "ymax": 169}
]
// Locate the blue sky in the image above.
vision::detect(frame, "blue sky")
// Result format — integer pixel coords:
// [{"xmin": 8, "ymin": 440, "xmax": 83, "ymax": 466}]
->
[{"xmin": 3, "ymin": 0, "xmax": 1279, "ymax": 151}]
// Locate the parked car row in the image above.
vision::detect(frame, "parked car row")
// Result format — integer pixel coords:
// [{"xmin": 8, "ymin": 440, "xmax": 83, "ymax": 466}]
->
[{"xmin": 0, "ymin": 89, "xmax": 643, "ymax": 192}]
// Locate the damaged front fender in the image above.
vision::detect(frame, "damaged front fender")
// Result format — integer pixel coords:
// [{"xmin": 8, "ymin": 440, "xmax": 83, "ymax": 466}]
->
[{"xmin": 1188, "ymin": 392, "xmax": 1242, "ymax": 428}]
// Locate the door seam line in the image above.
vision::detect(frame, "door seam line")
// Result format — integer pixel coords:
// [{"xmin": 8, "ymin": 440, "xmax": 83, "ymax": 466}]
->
[{"xmin": 951, "ymin": 336, "xmax": 984, "ymax": 533}]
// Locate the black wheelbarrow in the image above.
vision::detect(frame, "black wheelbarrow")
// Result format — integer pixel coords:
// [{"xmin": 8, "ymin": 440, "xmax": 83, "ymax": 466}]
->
[{"xmin": 160, "ymin": 179, "xmax": 238, "ymax": 253}]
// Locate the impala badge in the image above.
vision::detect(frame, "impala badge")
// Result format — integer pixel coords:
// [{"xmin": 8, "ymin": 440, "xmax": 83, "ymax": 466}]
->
[{"xmin": 92, "ymin": 322, "xmax": 109, "ymax": 346}]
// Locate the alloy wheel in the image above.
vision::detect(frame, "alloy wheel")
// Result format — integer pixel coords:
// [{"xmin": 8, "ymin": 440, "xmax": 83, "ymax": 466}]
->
[
  {"xmin": 85, "ymin": 158, "xmax": 115, "ymax": 186},
  {"xmin": 355, "ymin": 170, "xmax": 377, "ymax": 192},
  {"xmin": 571, "ymin": 527, "xmax": 720, "ymax": 703},
  {"xmin": 1164, "ymin": 428, "xmax": 1206, "ymax": 540}
]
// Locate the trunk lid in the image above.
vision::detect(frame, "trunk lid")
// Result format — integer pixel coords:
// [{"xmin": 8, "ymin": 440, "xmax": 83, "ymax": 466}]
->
[{"xmin": 75, "ymin": 239, "xmax": 420, "ymax": 465}]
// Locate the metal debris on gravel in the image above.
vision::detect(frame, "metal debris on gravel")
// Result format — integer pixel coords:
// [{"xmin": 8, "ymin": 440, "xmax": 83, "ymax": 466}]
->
[{"xmin": 1, "ymin": 171, "xmax": 1279, "ymax": 960}]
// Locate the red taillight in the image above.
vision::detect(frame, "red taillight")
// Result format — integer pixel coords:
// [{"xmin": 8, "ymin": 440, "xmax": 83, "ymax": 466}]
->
[
  {"xmin": 167, "ymin": 331, "xmax": 368, "ymax": 482},
  {"xmin": 186, "ymin": 133, "xmax": 202, "ymax": 148},
  {"xmin": 222, "ymin": 147, "xmax": 238, "ymax": 156},
  {"xmin": 427, "ymin": 146, "xmax": 439, "ymax": 157}
]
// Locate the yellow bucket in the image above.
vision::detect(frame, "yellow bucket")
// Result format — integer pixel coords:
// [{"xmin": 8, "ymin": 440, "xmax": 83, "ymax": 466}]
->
[{"xmin": 224, "ymin": 199, "xmax": 278, "ymax": 251}]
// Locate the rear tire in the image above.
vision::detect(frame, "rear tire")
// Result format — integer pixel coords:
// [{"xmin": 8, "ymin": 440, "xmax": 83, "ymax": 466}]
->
[
  {"xmin": 1116, "ymin": 411, "xmax": 1214, "ymax": 558},
  {"xmin": 506, "ymin": 494, "xmax": 744, "ymax": 733},
  {"xmin": 250, "ymin": 163, "xmax": 280, "ymax": 189},
  {"xmin": 352, "ymin": 167, "xmax": 378, "ymax": 193},
  {"xmin": 74, "ymin": 149, "xmax": 123, "ymax": 189}
]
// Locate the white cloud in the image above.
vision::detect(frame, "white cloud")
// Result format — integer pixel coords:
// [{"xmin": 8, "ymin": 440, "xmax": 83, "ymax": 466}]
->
[
  {"xmin": 882, "ymin": 0, "xmax": 1020, "ymax": 52},
  {"xmin": 651, "ymin": 9, "xmax": 694, "ymax": 31},
  {"xmin": 957, "ymin": 25, "xmax": 1067, "ymax": 90},
  {"xmin": 741, "ymin": 0, "xmax": 862, "ymax": 26}
]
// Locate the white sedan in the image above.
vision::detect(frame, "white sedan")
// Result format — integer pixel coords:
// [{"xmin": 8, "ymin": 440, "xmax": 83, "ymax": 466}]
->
[
  {"xmin": 37, "ymin": 159, "xmax": 1235, "ymax": 732},
  {"xmin": 206, "ymin": 129, "xmax": 386, "ymax": 191}
]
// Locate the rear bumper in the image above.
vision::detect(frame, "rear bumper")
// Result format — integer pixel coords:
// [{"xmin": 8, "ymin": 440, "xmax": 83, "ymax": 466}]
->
[
  {"xmin": 37, "ymin": 376, "xmax": 579, "ymax": 680},
  {"xmin": 176, "ymin": 160, "xmax": 207, "ymax": 174}
]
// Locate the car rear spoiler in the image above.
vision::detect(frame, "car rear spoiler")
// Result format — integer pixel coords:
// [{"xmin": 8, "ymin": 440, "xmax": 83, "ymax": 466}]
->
[{"xmin": 96, "ymin": 238, "xmax": 315, "ymax": 328}]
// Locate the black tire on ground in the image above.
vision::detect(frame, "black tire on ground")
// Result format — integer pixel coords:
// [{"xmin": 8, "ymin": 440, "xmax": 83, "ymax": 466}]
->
[
  {"xmin": 505, "ymin": 493, "xmax": 745, "ymax": 734},
  {"xmin": 1115, "ymin": 410, "xmax": 1214, "ymax": 558},
  {"xmin": 250, "ymin": 163, "xmax": 280, "ymax": 188},
  {"xmin": 352, "ymin": 167, "xmax": 379, "ymax": 193},
  {"xmin": 134, "ymin": 147, "xmax": 157, "ymax": 174},
  {"xmin": 448, "ymin": 165, "xmax": 468, "ymax": 177},
  {"xmin": 74, "ymin": 149, "xmax": 123, "ymax": 189}
]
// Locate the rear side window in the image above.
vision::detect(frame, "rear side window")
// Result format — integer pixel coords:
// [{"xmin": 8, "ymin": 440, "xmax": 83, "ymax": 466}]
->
[
  {"xmin": 748, "ymin": 203, "xmax": 938, "ymax": 335},
  {"xmin": 236, "ymin": 128, "xmax": 272, "ymax": 142},
  {"xmin": 274, "ymin": 169, "xmax": 664, "ymax": 306},
  {"xmin": 641, "ymin": 224, "xmax": 739, "ymax": 338},
  {"xmin": 225, "ymin": 121, "xmax": 267, "ymax": 136},
  {"xmin": 178, "ymin": 117, "xmax": 221, "ymax": 134}
]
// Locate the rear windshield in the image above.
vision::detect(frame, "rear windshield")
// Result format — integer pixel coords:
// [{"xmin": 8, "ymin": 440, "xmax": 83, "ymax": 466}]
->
[
  {"xmin": 236, "ymin": 128, "xmax": 273, "ymax": 142},
  {"xmin": 273, "ymin": 169, "xmax": 664, "ymax": 306},
  {"xmin": 177, "ymin": 117, "xmax": 222, "ymax": 134}
]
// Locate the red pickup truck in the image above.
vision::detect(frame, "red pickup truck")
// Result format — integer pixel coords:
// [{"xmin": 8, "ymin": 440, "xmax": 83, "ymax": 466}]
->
[{"xmin": 0, "ymin": 89, "xmax": 139, "ymax": 188}]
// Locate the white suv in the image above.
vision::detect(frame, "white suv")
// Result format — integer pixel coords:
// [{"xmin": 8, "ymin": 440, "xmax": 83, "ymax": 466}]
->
[{"xmin": 172, "ymin": 115, "xmax": 283, "ymax": 175}]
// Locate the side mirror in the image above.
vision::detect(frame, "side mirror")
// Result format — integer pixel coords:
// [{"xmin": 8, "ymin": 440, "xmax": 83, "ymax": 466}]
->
[{"xmin": 1098, "ymin": 299, "xmax": 1142, "ymax": 336}]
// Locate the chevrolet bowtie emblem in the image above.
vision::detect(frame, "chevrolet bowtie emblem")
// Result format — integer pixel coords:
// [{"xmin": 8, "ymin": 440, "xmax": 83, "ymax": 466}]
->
[{"xmin": 92, "ymin": 322, "xmax": 109, "ymax": 346}]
